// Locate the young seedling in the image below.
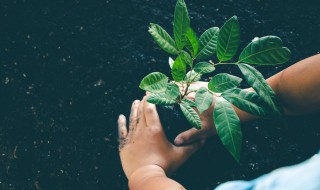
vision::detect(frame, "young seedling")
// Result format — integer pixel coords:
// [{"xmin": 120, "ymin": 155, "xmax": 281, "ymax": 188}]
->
[{"xmin": 139, "ymin": 0, "xmax": 291, "ymax": 162}]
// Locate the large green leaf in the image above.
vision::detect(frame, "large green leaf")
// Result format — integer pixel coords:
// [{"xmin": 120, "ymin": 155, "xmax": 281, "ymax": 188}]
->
[
  {"xmin": 180, "ymin": 103, "xmax": 202, "ymax": 129},
  {"xmin": 194, "ymin": 62, "xmax": 215, "ymax": 74},
  {"xmin": 172, "ymin": 54, "xmax": 187, "ymax": 82},
  {"xmin": 195, "ymin": 87, "xmax": 213, "ymax": 114},
  {"xmin": 182, "ymin": 98, "xmax": 196, "ymax": 107},
  {"xmin": 147, "ymin": 93, "xmax": 176, "ymax": 105},
  {"xmin": 238, "ymin": 36, "xmax": 291, "ymax": 65},
  {"xmin": 148, "ymin": 23, "xmax": 179, "ymax": 55},
  {"xmin": 185, "ymin": 27, "xmax": 199, "ymax": 57},
  {"xmin": 139, "ymin": 72, "xmax": 168, "ymax": 93},
  {"xmin": 165, "ymin": 83, "xmax": 180, "ymax": 100},
  {"xmin": 208, "ymin": 73, "xmax": 242, "ymax": 93},
  {"xmin": 238, "ymin": 64, "xmax": 282, "ymax": 116},
  {"xmin": 196, "ymin": 27, "xmax": 219, "ymax": 59},
  {"xmin": 185, "ymin": 70, "xmax": 201, "ymax": 82},
  {"xmin": 214, "ymin": 98, "xmax": 242, "ymax": 162},
  {"xmin": 222, "ymin": 88, "xmax": 268, "ymax": 117},
  {"xmin": 217, "ymin": 16, "xmax": 240, "ymax": 62},
  {"xmin": 174, "ymin": 0, "xmax": 190, "ymax": 50}
]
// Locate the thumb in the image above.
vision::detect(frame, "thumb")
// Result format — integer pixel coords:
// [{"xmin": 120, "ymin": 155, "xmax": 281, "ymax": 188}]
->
[
  {"xmin": 174, "ymin": 128, "xmax": 204, "ymax": 145},
  {"xmin": 177, "ymin": 140, "xmax": 206, "ymax": 158}
]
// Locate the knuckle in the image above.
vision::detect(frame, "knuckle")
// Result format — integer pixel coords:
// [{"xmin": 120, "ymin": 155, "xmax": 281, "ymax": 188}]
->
[
  {"xmin": 145, "ymin": 105, "xmax": 155, "ymax": 114},
  {"xmin": 148, "ymin": 125, "xmax": 162, "ymax": 134}
]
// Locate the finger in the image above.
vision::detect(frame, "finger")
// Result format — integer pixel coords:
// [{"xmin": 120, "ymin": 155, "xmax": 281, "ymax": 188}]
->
[
  {"xmin": 118, "ymin": 114, "xmax": 128, "ymax": 150},
  {"xmin": 177, "ymin": 140, "xmax": 205, "ymax": 158},
  {"xmin": 129, "ymin": 100, "xmax": 140, "ymax": 129},
  {"xmin": 118, "ymin": 114, "xmax": 128, "ymax": 138},
  {"xmin": 174, "ymin": 128, "xmax": 206, "ymax": 145},
  {"xmin": 143, "ymin": 99, "xmax": 161, "ymax": 127},
  {"xmin": 137, "ymin": 96, "xmax": 146, "ymax": 126}
]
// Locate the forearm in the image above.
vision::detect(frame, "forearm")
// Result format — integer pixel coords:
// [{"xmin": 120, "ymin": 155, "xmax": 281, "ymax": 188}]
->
[
  {"xmin": 269, "ymin": 54, "xmax": 320, "ymax": 115},
  {"xmin": 234, "ymin": 54, "xmax": 320, "ymax": 121},
  {"xmin": 129, "ymin": 165, "xmax": 185, "ymax": 190}
]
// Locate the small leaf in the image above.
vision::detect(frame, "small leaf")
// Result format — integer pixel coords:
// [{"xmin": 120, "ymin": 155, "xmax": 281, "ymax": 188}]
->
[
  {"xmin": 169, "ymin": 57, "xmax": 174, "ymax": 68},
  {"xmin": 185, "ymin": 27, "xmax": 199, "ymax": 57},
  {"xmin": 182, "ymin": 98, "xmax": 196, "ymax": 107},
  {"xmin": 174, "ymin": 0, "xmax": 190, "ymax": 50},
  {"xmin": 172, "ymin": 54, "xmax": 187, "ymax": 82},
  {"xmin": 196, "ymin": 27, "xmax": 220, "ymax": 59},
  {"xmin": 222, "ymin": 88, "xmax": 268, "ymax": 117},
  {"xmin": 139, "ymin": 72, "xmax": 168, "ymax": 93},
  {"xmin": 195, "ymin": 87, "xmax": 213, "ymax": 114},
  {"xmin": 148, "ymin": 23, "xmax": 179, "ymax": 55},
  {"xmin": 165, "ymin": 83, "xmax": 180, "ymax": 100},
  {"xmin": 217, "ymin": 16, "xmax": 240, "ymax": 62},
  {"xmin": 147, "ymin": 93, "xmax": 176, "ymax": 105},
  {"xmin": 185, "ymin": 70, "xmax": 201, "ymax": 82},
  {"xmin": 180, "ymin": 103, "xmax": 202, "ymax": 129},
  {"xmin": 208, "ymin": 73, "xmax": 242, "ymax": 93},
  {"xmin": 238, "ymin": 64, "xmax": 283, "ymax": 116},
  {"xmin": 214, "ymin": 98, "xmax": 242, "ymax": 162},
  {"xmin": 194, "ymin": 62, "xmax": 215, "ymax": 74},
  {"xmin": 180, "ymin": 50, "xmax": 193, "ymax": 68},
  {"xmin": 238, "ymin": 36, "xmax": 291, "ymax": 65}
]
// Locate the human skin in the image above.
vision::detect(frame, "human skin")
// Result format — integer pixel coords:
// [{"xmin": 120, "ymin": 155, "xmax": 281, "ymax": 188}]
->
[
  {"xmin": 174, "ymin": 54, "xmax": 320, "ymax": 145},
  {"xmin": 118, "ymin": 97, "xmax": 204, "ymax": 190},
  {"xmin": 119, "ymin": 54, "xmax": 320, "ymax": 190}
]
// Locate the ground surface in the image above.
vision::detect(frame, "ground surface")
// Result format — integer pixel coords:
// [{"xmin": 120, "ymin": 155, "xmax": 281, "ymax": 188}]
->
[{"xmin": 0, "ymin": 0, "xmax": 320, "ymax": 189}]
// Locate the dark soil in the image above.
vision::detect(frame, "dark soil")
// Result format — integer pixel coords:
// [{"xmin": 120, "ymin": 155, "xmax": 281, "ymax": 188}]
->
[{"xmin": 1, "ymin": 0, "xmax": 320, "ymax": 190}]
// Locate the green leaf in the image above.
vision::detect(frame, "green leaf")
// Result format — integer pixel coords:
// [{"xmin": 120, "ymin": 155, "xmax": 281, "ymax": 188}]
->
[
  {"xmin": 217, "ymin": 16, "xmax": 240, "ymax": 62},
  {"xmin": 195, "ymin": 87, "xmax": 213, "ymax": 114},
  {"xmin": 196, "ymin": 27, "xmax": 220, "ymax": 59},
  {"xmin": 222, "ymin": 88, "xmax": 268, "ymax": 117},
  {"xmin": 148, "ymin": 23, "xmax": 179, "ymax": 55},
  {"xmin": 180, "ymin": 103, "xmax": 202, "ymax": 129},
  {"xmin": 208, "ymin": 73, "xmax": 242, "ymax": 93},
  {"xmin": 174, "ymin": 0, "xmax": 190, "ymax": 50},
  {"xmin": 185, "ymin": 27, "xmax": 199, "ymax": 57},
  {"xmin": 194, "ymin": 62, "xmax": 215, "ymax": 74},
  {"xmin": 139, "ymin": 72, "xmax": 168, "ymax": 93},
  {"xmin": 182, "ymin": 98, "xmax": 196, "ymax": 107},
  {"xmin": 172, "ymin": 54, "xmax": 187, "ymax": 82},
  {"xmin": 238, "ymin": 64, "xmax": 282, "ymax": 116},
  {"xmin": 214, "ymin": 98, "xmax": 242, "ymax": 162},
  {"xmin": 238, "ymin": 36, "xmax": 291, "ymax": 65},
  {"xmin": 185, "ymin": 70, "xmax": 201, "ymax": 82},
  {"xmin": 165, "ymin": 83, "xmax": 180, "ymax": 100},
  {"xmin": 180, "ymin": 50, "xmax": 193, "ymax": 67},
  {"xmin": 147, "ymin": 93, "xmax": 176, "ymax": 105}
]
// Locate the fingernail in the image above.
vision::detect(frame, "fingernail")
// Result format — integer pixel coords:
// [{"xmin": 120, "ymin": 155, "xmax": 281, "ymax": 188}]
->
[
  {"xmin": 174, "ymin": 138, "xmax": 183, "ymax": 145},
  {"xmin": 119, "ymin": 114, "xmax": 125, "ymax": 119},
  {"xmin": 134, "ymin": 100, "xmax": 140, "ymax": 104}
]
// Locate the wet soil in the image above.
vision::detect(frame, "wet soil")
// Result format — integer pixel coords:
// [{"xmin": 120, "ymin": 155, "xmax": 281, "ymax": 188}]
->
[{"xmin": 0, "ymin": 0, "xmax": 320, "ymax": 189}]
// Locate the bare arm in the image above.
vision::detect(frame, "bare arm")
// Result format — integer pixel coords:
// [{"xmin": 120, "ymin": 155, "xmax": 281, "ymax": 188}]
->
[
  {"xmin": 120, "ymin": 55, "xmax": 320, "ymax": 190},
  {"xmin": 129, "ymin": 165, "xmax": 185, "ymax": 190},
  {"xmin": 235, "ymin": 54, "xmax": 320, "ymax": 121},
  {"xmin": 175, "ymin": 54, "xmax": 320, "ymax": 144}
]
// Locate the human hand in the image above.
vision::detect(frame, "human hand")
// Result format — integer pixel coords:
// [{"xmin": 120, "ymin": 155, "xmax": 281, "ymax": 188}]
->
[
  {"xmin": 118, "ymin": 97, "xmax": 204, "ymax": 179},
  {"xmin": 174, "ymin": 82, "xmax": 218, "ymax": 146}
]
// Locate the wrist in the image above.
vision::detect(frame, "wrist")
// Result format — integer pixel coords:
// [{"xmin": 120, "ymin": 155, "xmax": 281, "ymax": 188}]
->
[{"xmin": 129, "ymin": 165, "xmax": 166, "ymax": 190}]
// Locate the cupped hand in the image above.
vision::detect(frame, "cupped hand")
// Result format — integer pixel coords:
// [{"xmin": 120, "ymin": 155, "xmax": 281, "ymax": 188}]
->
[
  {"xmin": 174, "ymin": 82, "xmax": 218, "ymax": 146},
  {"xmin": 118, "ymin": 97, "xmax": 204, "ymax": 179}
]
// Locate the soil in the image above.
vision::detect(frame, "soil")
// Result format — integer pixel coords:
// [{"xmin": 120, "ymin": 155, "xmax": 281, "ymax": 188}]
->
[{"xmin": 1, "ymin": 0, "xmax": 320, "ymax": 190}]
